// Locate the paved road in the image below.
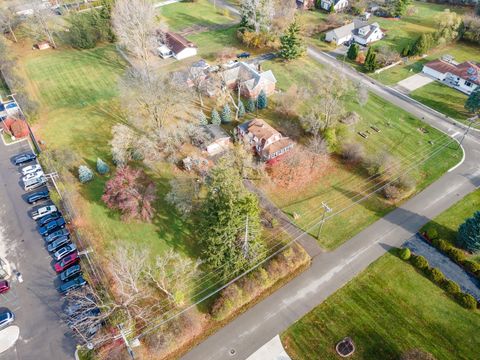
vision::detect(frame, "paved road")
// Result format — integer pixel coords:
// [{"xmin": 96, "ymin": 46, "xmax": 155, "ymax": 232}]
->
[
  {"xmin": 0, "ymin": 139, "xmax": 75, "ymax": 360},
  {"xmin": 182, "ymin": 47, "xmax": 480, "ymax": 360},
  {"xmin": 405, "ymin": 234, "xmax": 480, "ymax": 300}
]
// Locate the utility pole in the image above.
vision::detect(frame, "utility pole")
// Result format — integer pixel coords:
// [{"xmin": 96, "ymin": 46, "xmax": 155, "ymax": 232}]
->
[
  {"xmin": 458, "ymin": 115, "xmax": 478, "ymax": 149},
  {"xmin": 242, "ymin": 215, "xmax": 249, "ymax": 258},
  {"xmin": 118, "ymin": 324, "xmax": 135, "ymax": 359},
  {"xmin": 317, "ymin": 202, "xmax": 332, "ymax": 240}
]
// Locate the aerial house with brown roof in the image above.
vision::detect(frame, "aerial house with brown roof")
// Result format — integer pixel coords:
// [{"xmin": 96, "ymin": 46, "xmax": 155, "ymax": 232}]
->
[
  {"xmin": 237, "ymin": 119, "xmax": 294, "ymax": 161},
  {"xmin": 158, "ymin": 31, "xmax": 198, "ymax": 60},
  {"xmin": 422, "ymin": 58, "xmax": 480, "ymax": 95}
]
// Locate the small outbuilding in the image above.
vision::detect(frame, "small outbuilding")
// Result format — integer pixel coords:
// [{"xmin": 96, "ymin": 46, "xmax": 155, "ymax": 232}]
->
[
  {"xmin": 200, "ymin": 124, "xmax": 231, "ymax": 156},
  {"xmin": 159, "ymin": 31, "xmax": 198, "ymax": 60}
]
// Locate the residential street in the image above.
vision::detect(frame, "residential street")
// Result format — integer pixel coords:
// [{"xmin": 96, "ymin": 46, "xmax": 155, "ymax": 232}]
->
[
  {"xmin": 0, "ymin": 139, "xmax": 75, "ymax": 360},
  {"xmin": 182, "ymin": 49, "xmax": 480, "ymax": 360}
]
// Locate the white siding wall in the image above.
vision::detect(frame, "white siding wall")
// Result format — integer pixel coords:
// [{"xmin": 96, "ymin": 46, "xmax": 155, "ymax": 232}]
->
[
  {"xmin": 175, "ymin": 47, "xmax": 198, "ymax": 60},
  {"xmin": 422, "ymin": 66, "xmax": 446, "ymax": 81}
]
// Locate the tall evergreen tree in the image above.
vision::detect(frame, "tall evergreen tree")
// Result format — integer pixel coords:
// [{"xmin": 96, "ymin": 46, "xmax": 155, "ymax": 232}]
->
[
  {"xmin": 246, "ymin": 98, "xmax": 256, "ymax": 113},
  {"xmin": 198, "ymin": 110, "xmax": 208, "ymax": 125},
  {"xmin": 211, "ymin": 109, "xmax": 221, "ymax": 125},
  {"xmin": 329, "ymin": 3, "xmax": 335, "ymax": 13},
  {"xmin": 221, "ymin": 104, "xmax": 232, "ymax": 123},
  {"xmin": 401, "ymin": 44, "xmax": 410, "ymax": 57},
  {"xmin": 364, "ymin": 47, "xmax": 377, "ymax": 72},
  {"xmin": 198, "ymin": 162, "xmax": 265, "ymax": 279},
  {"xmin": 256, "ymin": 90, "xmax": 268, "ymax": 109},
  {"xmin": 279, "ymin": 20, "xmax": 305, "ymax": 60},
  {"xmin": 457, "ymin": 211, "xmax": 480, "ymax": 252},
  {"xmin": 347, "ymin": 43, "xmax": 359, "ymax": 61},
  {"xmin": 465, "ymin": 88, "xmax": 480, "ymax": 114},
  {"xmin": 238, "ymin": 100, "xmax": 246, "ymax": 118}
]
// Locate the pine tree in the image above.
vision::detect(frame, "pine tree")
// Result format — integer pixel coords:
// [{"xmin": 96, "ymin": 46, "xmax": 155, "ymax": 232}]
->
[
  {"xmin": 78, "ymin": 165, "xmax": 94, "ymax": 183},
  {"xmin": 329, "ymin": 2, "xmax": 335, "ymax": 13},
  {"xmin": 220, "ymin": 104, "xmax": 232, "ymax": 124},
  {"xmin": 256, "ymin": 90, "xmax": 268, "ymax": 109},
  {"xmin": 401, "ymin": 45, "xmax": 410, "ymax": 57},
  {"xmin": 198, "ymin": 111, "xmax": 208, "ymax": 125},
  {"xmin": 238, "ymin": 100, "xmax": 246, "ymax": 118},
  {"xmin": 246, "ymin": 98, "xmax": 256, "ymax": 113},
  {"xmin": 347, "ymin": 43, "xmax": 359, "ymax": 61},
  {"xmin": 457, "ymin": 211, "xmax": 480, "ymax": 252},
  {"xmin": 412, "ymin": 34, "xmax": 432, "ymax": 56},
  {"xmin": 279, "ymin": 20, "xmax": 305, "ymax": 60},
  {"xmin": 198, "ymin": 161, "xmax": 265, "ymax": 279},
  {"xmin": 364, "ymin": 47, "xmax": 377, "ymax": 72},
  {"xmin": 211, "ymin": 109, "xmax": 221, "ymax": 125},
  {"xmin": 465, "ymin": 88, "xmax": 480, "ymax": 114},
  {"xmin": 96, "ymin": 158, "xmax": 110, "ymax": 175}
]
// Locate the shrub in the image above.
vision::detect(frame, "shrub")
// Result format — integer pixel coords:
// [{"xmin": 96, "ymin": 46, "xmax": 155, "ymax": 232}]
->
[
  {"xmin": 411, "ymin": 255, "xmax": 429, "ymax": 270},
  {"xmin": 397, "ymin": 174, "xmax": 416, "ymax": 191},
  {"xmin": 446, "ymin": 247, "xmax": 466, "ymax": 263},
  {"xmin": 456, "ymin": 292, "xmax": 477, "ymax": 310},
  {"xmin": 78, "ymin": 165, "xmax": 93, "ymax": 183},
  {"xmin": 462, "ymin": 260, "xmax": 480, "ymax": 275},
  {"xmin": 382, "ymin": 184, "xmax": 402, "ymax": 200},
  {"xmin": 341, "ymin": 142, "xmax": 364, "ymax": 164},
  {"xmin": 399, "ymin": 247, "xmax": 411, "ymax": 261},
  {"xmin": 442, "ymin": 279, "xmax": 461, "ymax": 294},
  {"xmin": 427, "ymin": 267, "xmax": 445, "ymax": 284},
  {"xmin": 426, "ymin": 228, "xmax": 438, "ymax": 240},
  {"xmin": 432, "ymin": 238, "xmax": 451, "ymax": 253},
  {"xmin": 340, "ymin": 111, "xmax": 361, "ymax": 126},
  {"xmin": 96, "ymin": 158, "xmax": 110, "ymax": 175}
]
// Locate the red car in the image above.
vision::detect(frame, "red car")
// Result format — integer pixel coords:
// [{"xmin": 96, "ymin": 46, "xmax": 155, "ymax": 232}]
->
[
  {"xmin": 54, "ymin": 252, "xmax": 79, "ymax": 273},
  {"xmin": 0, "ymin": 280, "xmax": 9, "ymax": 294}
]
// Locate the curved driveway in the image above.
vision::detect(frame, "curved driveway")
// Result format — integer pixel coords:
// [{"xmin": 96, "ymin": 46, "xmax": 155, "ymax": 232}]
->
[{"xmin": 182, "ymin": 48, "xmax": 480, "ymax": 360}]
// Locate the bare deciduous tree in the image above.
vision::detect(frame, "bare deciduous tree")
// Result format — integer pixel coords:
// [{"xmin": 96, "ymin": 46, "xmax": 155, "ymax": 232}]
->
[
  {"xmin": 165, "ymin": 177, "xmax": 200, "ymax": 217},
  {"xmin": 112, "ymin": 0, "xmax": 156, "ymax": 68},
  {"xmin": 0, "ymin": 3, "xmax": 22, "ymax": 43},
  {"xmin": 28, "ymin": 0, "xmax": 57, "ymax": 48}
]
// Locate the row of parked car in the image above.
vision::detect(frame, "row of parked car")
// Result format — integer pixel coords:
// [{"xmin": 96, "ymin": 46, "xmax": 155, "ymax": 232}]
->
[
  {"xmin": 4, "ymin": 152, "xmax": 104, "ymax": 339},
  {"xmin": 14, "ymin": 152, "xmax": 88, "ymax": 294}
]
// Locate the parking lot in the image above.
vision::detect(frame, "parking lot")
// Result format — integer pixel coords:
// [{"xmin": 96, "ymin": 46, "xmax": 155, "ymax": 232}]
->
[{"xmin": 0, "ymin": 138, "xmax": 76, "ymax": 360}]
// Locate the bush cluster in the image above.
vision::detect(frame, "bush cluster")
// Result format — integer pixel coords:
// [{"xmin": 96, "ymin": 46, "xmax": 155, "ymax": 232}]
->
[
  {"xmin": 426, "ymin": 267, "xmax": 445, "ymax": 284},
  {"xmin": 442, "ymin": 279, "xmax": 461, "ymax": 295},
  {"xmin": 411, "ymin": 255, "xmax": 429, "ymax": 270},
  {"xmin": 456, "ymin": 292, "xmax": 478, "ymax": 310},
  {"xmin": 399, "ymin": 247, "xmax": 411, "ymax": 261}
]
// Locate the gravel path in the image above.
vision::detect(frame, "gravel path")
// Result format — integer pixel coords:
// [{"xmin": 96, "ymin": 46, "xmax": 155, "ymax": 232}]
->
[{"xmin": 405, "ymin": 234, "xmax": 480, "ymax": 300}]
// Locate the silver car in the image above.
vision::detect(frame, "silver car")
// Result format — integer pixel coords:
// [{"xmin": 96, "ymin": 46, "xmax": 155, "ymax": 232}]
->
[{"xmin": 53, "ymin": 243, "xmax": 77, "ymax": 261}]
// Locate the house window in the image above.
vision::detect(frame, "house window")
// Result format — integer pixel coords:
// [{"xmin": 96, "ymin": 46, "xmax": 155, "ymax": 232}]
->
[{"xmin": 465, "ymin": 81, "xmax": 472, "ymax": 87}]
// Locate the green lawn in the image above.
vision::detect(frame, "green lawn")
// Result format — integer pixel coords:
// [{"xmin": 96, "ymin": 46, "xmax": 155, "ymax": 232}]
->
[
  {"xmin": 260, "ymin": 57, "xmax": 462, "ymax": 250},
  {"xmin": 158, "ymin": 0, "xmax": 235, "ymax": 32},
  {"xmin": 410, "ymin": 81, "xmax": 471, "ymax": 121},
  {"xmin": 422, "ymin": 189, "xmax": 480, "ymax": 263},
  {"xmin": 21, "ymin": 45, "xmax": 194, "ymax": 260},
  {"xmin": 282, "ymin": 252, "xmax": 480, "ymax": 360}
]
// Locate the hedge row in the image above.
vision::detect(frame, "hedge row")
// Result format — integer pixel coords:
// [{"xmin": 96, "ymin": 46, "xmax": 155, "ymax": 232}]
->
[
  {"xmin": 426, "ymin": 235, "xmax": 480, "ymax": 279},
  {"xmin": 404, "ymin": 251, "xmax": 478, "ymax": 310}
]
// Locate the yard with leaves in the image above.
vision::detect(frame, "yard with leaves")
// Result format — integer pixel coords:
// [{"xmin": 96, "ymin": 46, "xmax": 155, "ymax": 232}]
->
[
  {"xmin": 282, "ymin": 252, "xmax": 480, "ymax": 360},
  {"xmin": 260, "ymin": 57, "xmax": 462, "ymax": 250}
]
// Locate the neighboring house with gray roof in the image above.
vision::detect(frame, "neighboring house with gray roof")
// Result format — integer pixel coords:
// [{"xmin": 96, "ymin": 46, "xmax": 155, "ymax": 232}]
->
[
  {"xmin": 352, "ymin": 22, "xmax": 384, "ymax": 46},
  {"xmin": 320, "ymin": 0, "xmax": 349, "ymax": 12},
  {"xmin": 222, "ymin": 62, "xmax": 277, "ymax": 99},
  {"xmin": 325, "ymin": 20, "xmax": 383, "ymax": 46}
]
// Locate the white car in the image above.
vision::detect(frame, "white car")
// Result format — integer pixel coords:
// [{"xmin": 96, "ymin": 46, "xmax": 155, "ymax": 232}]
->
[
  {"xmin": 32, "ymin": 205, "xmax": 57, "ymax": 220},
  {"xmin": 21, "ymin": 164, "xmax": 42, "ymax": 176},
  {"xmin": 22, "ymin": 170, "xmax": 44, "ymax": 182}
]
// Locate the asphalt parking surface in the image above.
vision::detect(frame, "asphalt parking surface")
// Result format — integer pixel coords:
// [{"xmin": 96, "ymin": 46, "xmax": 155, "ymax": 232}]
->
[{"xmin": 0, "ymin": 139, "xmax": 75, "ymax": 360}]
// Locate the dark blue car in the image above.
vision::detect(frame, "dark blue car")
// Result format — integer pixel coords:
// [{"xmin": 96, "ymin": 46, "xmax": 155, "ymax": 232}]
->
[
  {"xmin": 58, "ymin": 275, "xmax": 87, "ymax": 294},
  {"xmin": 38, "ymin": 212, "xmax": 62, "ymax": 227},
  {"xmin": 44, "ymin": 229, "xmax": 70, "ymax": 243},
  {"xmin": 14, "ymin": 153, "xmax": 36, "ymax": 166},
  {"xmin": 27, "ymin": 190, "xmax": 50, "ymax": 204},
  {"xmin": 39, "ymin": 218, "xmax": 66, "ymax": 237}
]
